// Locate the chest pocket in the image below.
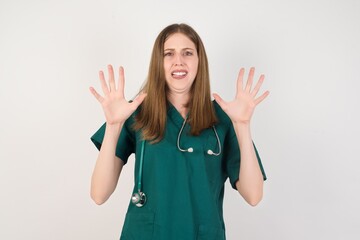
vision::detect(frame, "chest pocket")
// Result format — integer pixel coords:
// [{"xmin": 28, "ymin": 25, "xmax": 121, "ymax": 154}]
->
[{"xmin": 120, "ymin": 212, "xmax": 155, "ymax": 240}]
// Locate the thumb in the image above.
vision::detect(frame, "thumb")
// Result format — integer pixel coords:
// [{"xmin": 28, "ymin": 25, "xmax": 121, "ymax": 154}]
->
[
  {"xmin": 132, "ymin": 92, "xmax": 147, "ymax": 107},
  {"xmin": 212, "ymin": 93, "xmax": 227, "ymax": 111}
]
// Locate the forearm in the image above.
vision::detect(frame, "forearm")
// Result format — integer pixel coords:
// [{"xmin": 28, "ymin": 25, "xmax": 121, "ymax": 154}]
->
[
  {"xmin": 91, "ymin": 123, "xmax": 124, "ymax": 205},
  {"xmin": 233, "ymin": 122, "xmax": 264, "ymax": 206}
]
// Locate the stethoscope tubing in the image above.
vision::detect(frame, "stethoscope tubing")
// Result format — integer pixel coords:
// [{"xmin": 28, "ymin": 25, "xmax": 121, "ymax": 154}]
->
[
  {"xmin": 133, "ymin": 118, "xmax": 221, "ymax": 207},
  {"xmin": 137, "ymin": 140, "xmax": 145, "ymax": 193}
]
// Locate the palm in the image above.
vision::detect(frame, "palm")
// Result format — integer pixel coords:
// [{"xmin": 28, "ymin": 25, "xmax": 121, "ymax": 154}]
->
[
  {"xmin": 213, "ymin": 67, "xmax": 269, "ymax": 124},
  {"xmin": 89, "ymin": 65, "xmax": 146, "ymax": 125}
]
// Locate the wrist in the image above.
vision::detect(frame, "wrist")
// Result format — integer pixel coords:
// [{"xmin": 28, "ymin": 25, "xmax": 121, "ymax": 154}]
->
[
  {"xmin": 105, "ymin": 122, "xmax": 123, "ymax": 136},
  {"xmin": 232, "ymin": 121, "xmax": 251, "ymax": 130},
  {"xmin": 106, "ymin": 121, "xmax": 124, "ymax": 128},
  {"xmin": 233, "ymin": 121, "xmax": 252, "ymax": 140}
]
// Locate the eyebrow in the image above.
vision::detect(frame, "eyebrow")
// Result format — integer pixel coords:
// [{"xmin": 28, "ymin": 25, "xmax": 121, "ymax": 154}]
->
[{"xmin": 164, "ymin": 47, "xmax": 195, "ymax": 51}]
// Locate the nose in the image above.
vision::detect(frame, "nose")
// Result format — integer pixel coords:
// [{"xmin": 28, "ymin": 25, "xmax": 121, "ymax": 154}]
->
[{"xmin": 174, "ymin": 53, "xmax": 184, "ymax": 66}]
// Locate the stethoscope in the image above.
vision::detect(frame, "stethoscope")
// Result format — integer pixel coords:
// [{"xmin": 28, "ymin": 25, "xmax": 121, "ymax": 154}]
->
[
  {"xmin": 131, "ymin": 117, "xmax": 222, "ymax": 207},
  {"xmin": 131, "ymin": 140, "xmax": 147, "ymax": 207}
]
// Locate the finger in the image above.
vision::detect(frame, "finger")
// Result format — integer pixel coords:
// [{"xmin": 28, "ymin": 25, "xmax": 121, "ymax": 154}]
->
[
  {"xmin": 251, "ymin": 74, "xmax": 265, "ymax": 97},
  {"xmin": 99, "ymin": 70, "xmax": 110, "ymax": 95},
  {"xmin": 212, "ymin": 93, "xmax": 227, "ymax": 111},
  {"xmin": 254, "ymin": 91, "xmax": 270, "ymax": 105},
  {"xmin": 89, "ymin": 87, "xmax": 104, "ymax": 103},
  {"xmin": 245, "ymin": 67, "xmax": 255, "ymax": 92},
  {"xmin": 117, "ymin": 66, "xmax": 125, "ymax": 98},
  {"xmin": 236, "ymin": 68, "xmax": 245, "ymax": 97},
  {"xmin": 108, "ymin": 64, "xmax": 116, "ymax": 92}
]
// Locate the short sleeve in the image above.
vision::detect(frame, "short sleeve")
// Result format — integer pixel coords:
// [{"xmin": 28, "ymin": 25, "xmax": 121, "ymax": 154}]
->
[
  {"xmin": 90, "ymin": 117, "xmax": 136, "ymax": 165},
  {"xmin": 223, "ymin": 124, "xmax": 267, "ymax": 190}
]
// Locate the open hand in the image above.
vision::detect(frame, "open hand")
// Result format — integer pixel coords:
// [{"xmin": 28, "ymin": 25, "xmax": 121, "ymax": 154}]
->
[
  {"xmin": 213, "ymin": 67, "xmax": 269, "ymax": 125},
  {"xmin": 89, "ymin": 65, "xmax": 147, "ymax": 125}
]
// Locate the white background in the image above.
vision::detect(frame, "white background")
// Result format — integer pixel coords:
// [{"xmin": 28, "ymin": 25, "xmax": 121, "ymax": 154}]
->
[{"xmin": 1, "ymin": 0, "xmax": 359, "ymax": 239}]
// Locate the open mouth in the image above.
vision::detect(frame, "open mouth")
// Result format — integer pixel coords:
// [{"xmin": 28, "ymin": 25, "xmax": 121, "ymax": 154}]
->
[{"xmin": 171, "ymin": 70, "xmax": 188, "ymax": 78}]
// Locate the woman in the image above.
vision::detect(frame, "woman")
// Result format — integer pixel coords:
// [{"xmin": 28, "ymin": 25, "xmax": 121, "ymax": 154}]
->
[{"xmin": 89, "ymin": 23, "xmax": 269, "ymax": 240}]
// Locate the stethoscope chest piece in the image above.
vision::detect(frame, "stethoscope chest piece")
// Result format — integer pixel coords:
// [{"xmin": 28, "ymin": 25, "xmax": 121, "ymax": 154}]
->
[{"xmin": 131, "ymin": 191, "xmax": 146, "ymax": 207}]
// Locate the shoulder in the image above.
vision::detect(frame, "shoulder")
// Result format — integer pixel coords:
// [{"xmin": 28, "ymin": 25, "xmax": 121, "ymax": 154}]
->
[
  {"xmin": 212, "ymin": 100, "xmax": 231, "ymax": 125},
  {"xmin": 123, "ymin": 104, "xmax": 142, "ymax": 132},
  {"xmin": 212, "ymin": 100, "xmax": 237, "ymax": 139},
  {"xmin": 213, "ymin": 100, "xmax": 237, "ymax": 144}
]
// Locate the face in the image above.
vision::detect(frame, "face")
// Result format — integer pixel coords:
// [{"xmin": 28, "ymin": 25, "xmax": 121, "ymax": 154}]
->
[{"xmin": 163, "ymin": 33, "xmax": 199, "ymax": 95}]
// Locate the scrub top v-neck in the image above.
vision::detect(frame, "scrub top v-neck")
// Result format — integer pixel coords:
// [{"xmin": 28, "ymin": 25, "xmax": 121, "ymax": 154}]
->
[{"xmin": 91, "ymin": 101, "xmax": 267, "ymax": 240}]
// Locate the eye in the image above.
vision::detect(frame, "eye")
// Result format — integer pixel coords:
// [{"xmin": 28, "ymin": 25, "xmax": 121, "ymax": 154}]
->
[
  {"xmin": 184, "ymin": 51, "xmax": 193, "ymax": 56},
  {"xmin": 164, "ymin": 52, "xmax": 173, "ymax": 57}
]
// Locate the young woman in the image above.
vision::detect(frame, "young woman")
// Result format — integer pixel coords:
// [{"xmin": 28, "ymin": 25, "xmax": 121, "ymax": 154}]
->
[{"xmin": 89, "ymin": 23, "xmax": 269, "ymax": 240}]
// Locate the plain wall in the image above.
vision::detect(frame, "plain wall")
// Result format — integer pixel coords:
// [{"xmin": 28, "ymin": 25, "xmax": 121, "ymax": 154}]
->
[{"xmin": 1, "ymin": 0, "xmax": 359, "ymax": 239}]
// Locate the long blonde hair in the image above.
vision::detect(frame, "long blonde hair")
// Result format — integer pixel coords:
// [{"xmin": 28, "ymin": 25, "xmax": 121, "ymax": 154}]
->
[{"xmin": 134, "ymin": 23, "xmax": 217, "ymax": 143}]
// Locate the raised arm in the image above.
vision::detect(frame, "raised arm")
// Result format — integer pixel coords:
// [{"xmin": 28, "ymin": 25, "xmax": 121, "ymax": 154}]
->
[
  {"xmin": 89, "ymin": 65, "xmax": 146, "ymax": 205},
  {"xmin": 213, "ymin": 67, "xmax": 269, "ymax": 206}
]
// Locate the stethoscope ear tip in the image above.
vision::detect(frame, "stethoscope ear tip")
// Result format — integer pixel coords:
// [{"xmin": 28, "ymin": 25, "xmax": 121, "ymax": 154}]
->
[
  {"xmin": 207, "ymin": 149, "xmax": 213, "ymax": 155},
  {"xmin": 188, "ymin": 147, "xmax": 194, "ymax": 153}
]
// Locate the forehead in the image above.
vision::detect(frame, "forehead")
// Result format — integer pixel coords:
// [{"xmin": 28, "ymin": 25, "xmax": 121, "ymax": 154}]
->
[{"xmin": 164, "ymin": 33, "xmax": 196, "ymax": 50}]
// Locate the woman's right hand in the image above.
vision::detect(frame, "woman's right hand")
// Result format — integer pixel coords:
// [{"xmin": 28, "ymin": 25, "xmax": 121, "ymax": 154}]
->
[{"xmin": 89, "ymin": 65, "xmax": 147, "ymax": 125}]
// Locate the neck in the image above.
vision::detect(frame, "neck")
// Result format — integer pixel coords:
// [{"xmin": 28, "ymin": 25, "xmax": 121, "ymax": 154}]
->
[{"xmin": 167, "ymin": 91, "xmax": 190, "ymax": 119}]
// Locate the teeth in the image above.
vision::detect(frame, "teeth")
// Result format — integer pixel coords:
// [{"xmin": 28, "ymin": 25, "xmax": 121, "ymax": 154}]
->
[{"xmin": 172, "ymin": 72, "xmax": 187, "ymax": 76}]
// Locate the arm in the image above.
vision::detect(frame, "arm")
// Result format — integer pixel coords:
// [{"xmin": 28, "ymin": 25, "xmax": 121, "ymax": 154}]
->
[
  {"xmin": 89, "ymin": 65, "xmax": 146, "ymax": 205},
  {"xmin": 233, "ymin": 123, "xmax": 263, "ymax": 206},
  {"xmin": 90, "ymin": 123, "xmax": 124, "ymax": 205},
  {"xmin": 213, "ymin": 67, "xmax": 269, "ymax": 206}
]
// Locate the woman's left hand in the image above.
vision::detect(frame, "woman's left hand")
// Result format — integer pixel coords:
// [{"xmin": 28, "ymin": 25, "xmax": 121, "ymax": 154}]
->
[{"xmin": 213, "ymin": 67, "xmax": 269, "ymax": 125}]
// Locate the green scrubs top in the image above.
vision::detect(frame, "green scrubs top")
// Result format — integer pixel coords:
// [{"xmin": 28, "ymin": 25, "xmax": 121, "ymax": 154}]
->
[{"xmin": 91, "ymin": 101, "xmax": 266, "ymax": 240}]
